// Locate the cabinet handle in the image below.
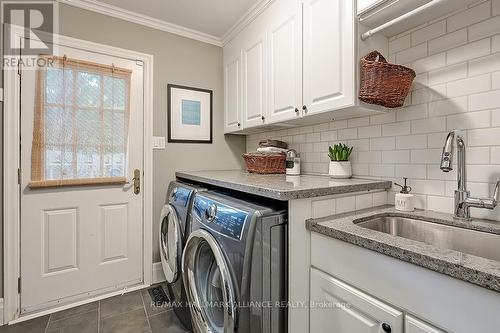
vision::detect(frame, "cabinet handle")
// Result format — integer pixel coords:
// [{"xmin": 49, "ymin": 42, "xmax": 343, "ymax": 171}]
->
[
  {"xmin": 302, "ymin": 105, "xmax": 308, "ymax": 112},
  {"xmin": 381, "ymin": 323, "xmax": 391, "ymax": 333},
  {"xmin": 261, "ymin": 116, "xmax": 265, "ymax": 121},
  {"xmin": 237, "ymin": 123, "xmax": 241, "ymax": 127},
  {"xmin": 295, "ymin": 108, "xmax": 299, "ymax": 113}
]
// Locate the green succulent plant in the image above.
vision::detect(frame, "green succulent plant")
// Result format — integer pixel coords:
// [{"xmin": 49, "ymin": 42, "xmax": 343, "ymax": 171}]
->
[{"xmin": 328, "ymin": 143, "xmax": 353, "ymax": 162}]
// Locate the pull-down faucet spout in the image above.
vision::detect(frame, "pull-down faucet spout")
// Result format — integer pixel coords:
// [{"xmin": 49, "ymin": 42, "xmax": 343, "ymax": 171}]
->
[{"xmin": 440, "ymin": 130, "xmax": 499, "ymax": 219}]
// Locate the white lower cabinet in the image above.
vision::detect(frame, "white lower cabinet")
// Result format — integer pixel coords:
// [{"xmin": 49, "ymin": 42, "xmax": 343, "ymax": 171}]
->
[
  {"xmin": 405, "ymin": 315, "xmax": 446, "ymax": 333},
  {"xmin": 310, "ymin": 268, "xmax": 403, "ymax": 333}
]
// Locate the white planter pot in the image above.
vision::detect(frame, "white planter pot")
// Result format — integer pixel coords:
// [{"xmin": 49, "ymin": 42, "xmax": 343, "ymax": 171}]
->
[{"xmin": 329, "ymin": 161, "xmax": 352, "ymax": 179}]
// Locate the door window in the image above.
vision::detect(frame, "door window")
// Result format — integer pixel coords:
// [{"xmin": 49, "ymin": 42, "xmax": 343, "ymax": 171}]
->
[{"xmin": 30, "ymin": 55, "xmax": 131, "ymax": 188}]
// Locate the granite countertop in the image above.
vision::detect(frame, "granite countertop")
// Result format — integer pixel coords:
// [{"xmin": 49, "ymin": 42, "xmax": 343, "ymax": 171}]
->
[
  {"xmin": 306, "ymin": 206, "xmax": 500, "ymax": 293},
  {"xmin": 176, "ymin": 170, "xmax": 392, "ymax": 201}
]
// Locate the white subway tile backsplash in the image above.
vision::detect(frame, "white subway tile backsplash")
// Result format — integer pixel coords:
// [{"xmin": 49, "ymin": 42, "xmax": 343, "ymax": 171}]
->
[
  {"xmin": 493, "ymin": 72, "xmax": 500, "ymax": 90},
  {"xmin": 428, "ymin": 63, "xmax": 467, "ymax": 85},
  {"xmin": 469, "ymin": 53, "xmax": 500, "ymax": 76},
  {"xmin": 336, "ymin": 196, "xmax": 356, "ymax": 214},
  {"xmin": 382, "ymin": 150, "xmax": 410, "ymax": 164},
  {"xmin": 427, "ymin": 196, "xmax": 454, "ymax": 213},
  {"xmin": 446, "ymin": 38, "xmax": 491, "ymax": 65},
  {"xmin": 446, "ymin": 110, "xmax": 491, "ymax": 130},
  {"xmin": 468, "ymin": 15, "xmax": 500, "ymax": 41},
  {"xmin": 247, "ymin": 5, "xmax": 500, "ymax": 220},
  {"xmin": 370, "ymin": 137, "xmax": 396, "ymax": 151},
  {"xmin": 396, "ymin": 164, "xmax": 427, "ymax": 179},
  {"xmin": 358, "ymin": 125, "xmax": 382, "ymax": 139},
  {"xmin": 396, "ymin": 43, "xmax": 428, "ymax": 64},
  {"xmin": 411, "ymin": 148, "xmax": 442, "ymax": 164},
  {"xmin": 429, "ymin": 29, "xmax": 467, "ymax": 55},
  {"xmin": 468, "ymin": 128, "xmax": 500, "ymax": 146},
  {"xmin": 447, "ymin": 2, "xmax": 490, "ymax": 32},
  {"xmin": 382, "ymin": 122, "xmax": 411, "ymax": 136},
  {"xmin": 338, "ymin": 128, "xmax": 357, "ymax": 140},
  {"xmin": 373, "ymin": 191, "xmax": 388, "ymax": 206},
  {"xmin": 312, "ymin": 198, "xmax": 335, "ymax": 218},
  {"xmin": 396, "ymin": 104, "xmax": 428, "ymax": 121},
  {"xmin": 446, "ymin": 74, "xmax": 491, "ymax": 98},
  {"xmin": 494, "ymin": 0, "xmax": 500, "ymax": 16},
  {"xmin": 428, "ymin": 96, "xmax": 468, "ymax": 117},
  {"xmin": 356, "ymin": 194, "xmax": 373, "ymax": 210},
  {"xmin": 348, "ymin": 117, "xmax": 370, "ymax": 128},
  {"xmin": 469, "ymin": 90, "xmax": 500, "ymax": 110},
  {"xmin": 396, "ymin": 134, "xmax": 427, "ymax": 149},
  {"xmin": 370, "ymin": 112, "xmax": 396, "ymax": 125},
  {"xmin": 389, "ymin": 35, "xmax": 411, "ymax": 54},
  {"xmin": 412, "ymin": 117, "xmax": 446, "ymax": 134},
  {"xmin": 412, "ymin": 21, "xmax": 446, "ymax": 46},
  {"xmin": 493, "ymin": 34, "xmax": 500, "ymax": 53},
  {"xmin": 492, "ymin": 109, "xmax": 500, "ymax": 127}
]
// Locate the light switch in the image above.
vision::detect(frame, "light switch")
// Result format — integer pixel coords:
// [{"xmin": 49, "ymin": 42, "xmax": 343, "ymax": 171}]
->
[{"xmin": 153, "ymin": 136, "xmax": 165, "ymax": 150}]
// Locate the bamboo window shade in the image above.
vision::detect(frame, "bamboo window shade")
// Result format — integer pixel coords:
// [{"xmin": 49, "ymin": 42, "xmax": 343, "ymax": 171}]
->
[{"xmin": 29, "ymin": 55, "xmax": 132, "ymax": 189}]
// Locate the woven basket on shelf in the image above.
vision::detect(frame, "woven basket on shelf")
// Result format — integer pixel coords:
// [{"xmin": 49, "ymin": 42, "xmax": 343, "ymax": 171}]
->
[
  {"xmin": 242, "ymin": 153, "xmax": 286, "ymax": 174},
  {"xmin": 359, "ymin": 51, "xmax": 416, "ymax": 108}
]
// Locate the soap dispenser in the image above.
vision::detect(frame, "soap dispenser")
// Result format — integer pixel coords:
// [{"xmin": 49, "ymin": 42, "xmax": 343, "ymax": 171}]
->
[{"xmin": 394, "ymin": 178, "xmax": 414, "ymax": 212}]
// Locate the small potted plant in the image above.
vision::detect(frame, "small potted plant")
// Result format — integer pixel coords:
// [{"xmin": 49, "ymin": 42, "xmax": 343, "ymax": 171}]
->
[{"xmin": 328, "ymin": 143, "xmax": 353, "ymax": 178}]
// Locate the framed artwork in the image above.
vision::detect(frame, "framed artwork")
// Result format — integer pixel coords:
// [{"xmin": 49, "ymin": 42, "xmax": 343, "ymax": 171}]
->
[{"xmin": 167, "ymin": 84, "xmax": 213, "ymax": 143}]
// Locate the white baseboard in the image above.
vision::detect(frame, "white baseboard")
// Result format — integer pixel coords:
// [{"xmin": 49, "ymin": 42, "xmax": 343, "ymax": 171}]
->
[
  {"xmin": 0, "ymin": 298, "xmax": 4, "ymax": 325},
  {"xmin": 152, "ymin": 262, "xmax": 166, "ymax": 284}
]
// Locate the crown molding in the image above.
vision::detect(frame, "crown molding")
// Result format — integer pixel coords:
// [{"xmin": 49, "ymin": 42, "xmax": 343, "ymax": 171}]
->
[
  {"xmin": 221, "ymin": 0, "xmax": 275, "ymax": 46},
  {"xmin": 59, "ymin": 0, "xmax": 223, "ymax": 47}
]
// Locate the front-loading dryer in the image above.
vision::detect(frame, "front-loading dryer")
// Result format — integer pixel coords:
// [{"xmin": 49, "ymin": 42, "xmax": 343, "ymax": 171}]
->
[
  {"xmin": 159, "ymin": 181, "xmax": 205, "ymax": 330},
  {"xmin": 183, "ymin": 191, "xmax": 288, "ymax": 333}
]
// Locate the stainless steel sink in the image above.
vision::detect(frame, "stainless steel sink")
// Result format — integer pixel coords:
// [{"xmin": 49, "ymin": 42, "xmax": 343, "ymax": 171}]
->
[{"xmin": 355, "ymin": 215, "xmax": 500, "ymax": 262}]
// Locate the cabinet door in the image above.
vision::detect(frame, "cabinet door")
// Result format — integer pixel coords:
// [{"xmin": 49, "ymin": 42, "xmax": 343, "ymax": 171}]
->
[
  {"xmin": 405, "ymin": 315, "xmax": 446, "ymax": 333},
  {"xmin": 267, "ymin": 0, "xmax": 302, "ymax": 124},
  {"xmin": 224, "ymin": 55, "xmax": 242, "ymax": 133},
  {"xmin": 310, "ymin": 268, "xmax": 403, "ymax": 333},
  {"xmin": 303, "ymin": 0, "xmax": 355, "ymax": 116},
  {"xmin": 242, "ymin": 32, "xmax": 267, "ymax": 128}
]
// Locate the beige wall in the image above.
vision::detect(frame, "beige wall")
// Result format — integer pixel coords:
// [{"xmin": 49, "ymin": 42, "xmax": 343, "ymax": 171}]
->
[{"xmin": 58, "ymin": 4, "xmax": 246, "ymax": 262}]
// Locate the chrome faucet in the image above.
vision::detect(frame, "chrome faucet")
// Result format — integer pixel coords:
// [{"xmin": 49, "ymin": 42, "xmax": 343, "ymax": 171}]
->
[{"xmin": 440, "ymin": 130, "xmax": 500, "ymax": 219}]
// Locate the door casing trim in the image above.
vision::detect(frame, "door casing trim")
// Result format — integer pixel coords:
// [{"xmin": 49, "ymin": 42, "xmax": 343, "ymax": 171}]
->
[{"xmin": 3, "ymin": 31, "xmax": 154, "ymax": 324}]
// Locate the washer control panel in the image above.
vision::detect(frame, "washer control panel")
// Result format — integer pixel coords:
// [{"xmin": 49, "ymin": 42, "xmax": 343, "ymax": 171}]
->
[{"xmin": 193, "ymin": 196, "xmax": 249, "ymax": 240}]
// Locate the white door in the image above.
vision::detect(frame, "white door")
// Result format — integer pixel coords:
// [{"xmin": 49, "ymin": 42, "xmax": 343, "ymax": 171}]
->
[
  {"xmin": 242, "ymin": 30, "xmax": 267, "ymax": 128},
  {"xmin": 303, "ymin": 0, "xmax": 355, "ymax": 115},
  {"xmin": 405, "ymin": 315, "xmax": 446, "ymax": 333},
  {"xmin": 267, "ymin": 0, "xmax": 302, "ymax": 124},
  {"xmin": 20, "ymin": 42, "xmax": 144, "ymax": 314},
  {"xmin": 224, "ymin": 53, "xmax": 242, "ymax": 133},
  {"xmin": 310, "ymin": 268, "xmax": 403, "ymax": 333}
]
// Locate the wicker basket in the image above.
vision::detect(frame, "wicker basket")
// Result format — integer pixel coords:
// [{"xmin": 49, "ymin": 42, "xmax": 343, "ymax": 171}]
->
[
  {"xmin": 242, "ymin": 153, "xmax": 286, "ymax": 174},
  {"xmin": 359, "ymin": 51, "xmax": 416, "ymax": 108}
]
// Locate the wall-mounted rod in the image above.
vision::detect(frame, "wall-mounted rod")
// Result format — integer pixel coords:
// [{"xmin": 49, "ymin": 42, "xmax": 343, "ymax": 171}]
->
[{"xmin": 361, "ymin": 0, "xmax": 447, "ymax": 40}]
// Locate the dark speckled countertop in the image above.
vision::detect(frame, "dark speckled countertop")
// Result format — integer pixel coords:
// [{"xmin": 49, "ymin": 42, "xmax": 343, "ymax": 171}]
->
[
  {"xmin": 307, "ymin": 206, "xmax": 500, "ymax": 293},
  {"xmin": 176, "ymin": 170, "xmax": 392, "ymax": 201}
]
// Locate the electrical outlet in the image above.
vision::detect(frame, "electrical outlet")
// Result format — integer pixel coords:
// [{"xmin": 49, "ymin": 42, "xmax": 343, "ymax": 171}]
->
[{"xmin": 153, "ymin": 136, "xmax": 165, "ymax": 150}]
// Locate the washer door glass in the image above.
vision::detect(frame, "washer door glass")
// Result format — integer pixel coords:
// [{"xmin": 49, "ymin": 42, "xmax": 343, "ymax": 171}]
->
[
  {"xmin": 159, "ymin": 204, "xmax": 182, "ymax": 283},
  {"xmin": 183, "ymin": 230, "xmax": 236, "ymax": 333}
]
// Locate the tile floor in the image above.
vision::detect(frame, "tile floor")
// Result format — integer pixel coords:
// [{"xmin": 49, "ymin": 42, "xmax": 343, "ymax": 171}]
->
[{"xmin": 0, "ymin": 284, "xmax": 190, "ymax": 333}]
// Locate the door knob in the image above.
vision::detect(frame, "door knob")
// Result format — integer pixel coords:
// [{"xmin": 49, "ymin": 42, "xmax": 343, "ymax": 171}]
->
[
  {"xmin": 295, "ymin": 108, "xmax": 299, "ymax": 113},
  {"xmin": 133, "ymin": 169, "xmax": 140, "ymax": 195},
  {"xmin": 302, "ymin": 105, "xmax": 308, "ymax": 112},
  {"xmin": 381, "ymin": 323, "xmax": 391, "ymax": 333},
  {"xmin": 261, "ymin": 116, "xmax": 265, "ymax": 121}
]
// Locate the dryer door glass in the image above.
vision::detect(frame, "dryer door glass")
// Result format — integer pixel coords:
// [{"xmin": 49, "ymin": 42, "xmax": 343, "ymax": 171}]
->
[
  {"xmin": 160, "ymin": 205, "xmax": 182, "ymax": 283},
  {"xmin": 183, "ymin": 230, "xmax": 236, "ymax": 333}
]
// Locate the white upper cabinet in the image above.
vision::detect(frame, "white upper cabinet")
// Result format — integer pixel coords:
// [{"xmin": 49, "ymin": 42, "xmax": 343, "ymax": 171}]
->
[
  {"xmin": 223, "ymin": 43, "xmax": 242, "ymax": 133},
  {"xmin": 302, "ymin": 0, "xmax": 355, "ymax": 115},
  {"xmin": 242, "ymin": 26, "xmax": 267, "ymax": 128},
  {"xmin": 267, "ymin": 0, "xmax": 302, "ymax": 124},
  {"xmin": 310, "ymin": 268, "xmax": 404, "ymax": 333}
]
